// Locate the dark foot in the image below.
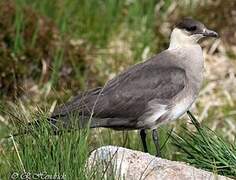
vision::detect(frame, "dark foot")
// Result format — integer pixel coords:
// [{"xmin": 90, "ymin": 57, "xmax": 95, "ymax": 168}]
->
[
  {"xmin": 152, "ymin": 129, "xmax": 161, "ymax": 157},
  {"xmin": 140, "ymin": 129, "xmax": 148, "ymax": 153}
]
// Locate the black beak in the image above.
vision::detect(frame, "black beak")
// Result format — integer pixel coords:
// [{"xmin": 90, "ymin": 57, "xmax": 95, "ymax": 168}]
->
[{"xmin": 202, "ymin": 29, "xmax": 218, "ymax": 38}]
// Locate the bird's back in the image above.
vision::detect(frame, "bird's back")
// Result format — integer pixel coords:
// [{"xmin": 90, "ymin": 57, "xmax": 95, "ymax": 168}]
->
[{"xmin": 51, "ymin": 46, "xmax": 204, "ymax": 130}]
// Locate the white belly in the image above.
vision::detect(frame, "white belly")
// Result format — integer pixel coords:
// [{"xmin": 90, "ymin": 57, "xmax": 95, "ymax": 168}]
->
[
  {"xmin": 170, "ymin": 97, "xmax": 195, "ymax": 121},
  {"xmin": 140, "ymin": 96, "xmax": 196, "ymax": 129}
]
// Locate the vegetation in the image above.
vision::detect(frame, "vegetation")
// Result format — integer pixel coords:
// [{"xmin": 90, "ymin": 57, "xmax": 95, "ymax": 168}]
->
[
  {"xmin": 172, "ymin": 112, "xmax": 236, "ymax": 178},
  {"xmin": 0, "ymin": 0, "xmax": 235, "ymax": 179}
]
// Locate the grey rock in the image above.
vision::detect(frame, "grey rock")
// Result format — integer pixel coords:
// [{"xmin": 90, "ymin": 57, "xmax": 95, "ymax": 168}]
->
[{"xmin": 87, "ymin": 146, "xmax": 233, "ymax": 180}]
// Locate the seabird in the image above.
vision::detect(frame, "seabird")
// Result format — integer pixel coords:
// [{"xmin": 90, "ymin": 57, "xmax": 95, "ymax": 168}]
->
[{"xmin": 42, "ymin": 18, "xmax": 218, "ymax": 156}]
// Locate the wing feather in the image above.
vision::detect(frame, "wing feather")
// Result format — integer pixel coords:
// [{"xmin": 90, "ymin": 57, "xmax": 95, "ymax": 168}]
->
[{"xmin": 52, "ymin": 50, "xmax": 187, "ymax": 128}]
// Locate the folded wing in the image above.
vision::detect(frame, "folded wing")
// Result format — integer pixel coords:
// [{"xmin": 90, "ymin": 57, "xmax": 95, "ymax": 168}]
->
[{"xmin": 52, "ymin": 51, "xmax": 187, "ymax": 129}]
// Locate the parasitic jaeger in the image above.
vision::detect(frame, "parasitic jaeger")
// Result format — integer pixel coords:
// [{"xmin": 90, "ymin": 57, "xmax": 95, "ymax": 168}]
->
[{"xmin": 26, "ymin": 18, "xmax": 219, "ymax": 156}]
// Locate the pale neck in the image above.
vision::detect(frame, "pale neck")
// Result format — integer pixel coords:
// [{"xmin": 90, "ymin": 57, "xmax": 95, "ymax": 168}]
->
[{"xmin": 168, "ymin": 28, "xmax": 200, "ymax": 50}]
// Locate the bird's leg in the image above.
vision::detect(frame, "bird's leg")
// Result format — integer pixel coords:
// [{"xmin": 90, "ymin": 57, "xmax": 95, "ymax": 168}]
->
[
  {"xmin": 152, "ymin": 128, "xmax": 161, "ymax": 157},
  {"xmin": 140, "ymin": 129, "xmax": 148, "ymax": 153}
]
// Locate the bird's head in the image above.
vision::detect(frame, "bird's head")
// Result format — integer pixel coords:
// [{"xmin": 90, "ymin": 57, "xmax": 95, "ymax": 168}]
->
[{"xmin": 169, "ymin": 18, "xmax": 218, "ymax": 49}]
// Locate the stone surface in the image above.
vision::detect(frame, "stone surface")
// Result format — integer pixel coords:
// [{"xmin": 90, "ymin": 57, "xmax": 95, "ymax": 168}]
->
[{"xmin": 87, "ymin": 146, "xmax": 233, "ymax": 180}]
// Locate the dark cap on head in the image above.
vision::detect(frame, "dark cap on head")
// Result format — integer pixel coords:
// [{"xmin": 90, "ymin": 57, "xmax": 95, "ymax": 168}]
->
[
  {"xmin": 176, "ymin": 18, "xmax": 204, "ymax": 31},
  {"xmin": 175, "ymin": 18, "xmax": 218, "ymax": 38}
]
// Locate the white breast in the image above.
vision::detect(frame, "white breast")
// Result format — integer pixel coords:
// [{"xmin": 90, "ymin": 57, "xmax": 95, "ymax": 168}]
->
[
  {"xmin": 138, "ymin": 103, "xmax": 167, "ymax": 129},
  {"xmin": 170, "ymin": 97, "xmax": 195, "ymax": 121},
  {"xmin": 145, "ymin": 104, "xmax": 167, "ymax": 124}
]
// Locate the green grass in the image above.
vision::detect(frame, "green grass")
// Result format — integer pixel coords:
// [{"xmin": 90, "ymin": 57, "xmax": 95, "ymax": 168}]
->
[
  {"xmin": 1, "ymin": 0, "xmax": 236, "ymax": 179},
  {"xmin": 1, "ymin": 118, "xmax": 91, "ymax": 179},
  {"xmin": 2, "ymin": 0, "xmax": 163, "ymax": 98},
  {"xmin": 1, "ymin": 106, "xmax": 236, "ymax": 179},
  {"xmin": 0, "ymin": 106, "xmax": 173, "ymax": 179},
  {"xmin": 0, "ymin": 2, "xmax": 172, "ymax": 178},
  {"xmin": 172, "ymin": 112, "xmax": 236, "ymax": 178}
]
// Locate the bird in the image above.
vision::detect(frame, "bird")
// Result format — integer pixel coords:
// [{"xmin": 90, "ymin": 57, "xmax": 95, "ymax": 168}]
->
[{"xmin": 30, "ymin": 18, "xmax": 219, "ymax": 156}]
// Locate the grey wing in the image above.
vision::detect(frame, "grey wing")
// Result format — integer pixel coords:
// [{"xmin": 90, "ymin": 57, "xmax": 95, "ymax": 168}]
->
[
  {"xmin": 52, "ymin": 87, "xmax": 102, "ymax": 117},
  {"xmin": 52, "ymin": 52, "xmax": 187, "ymax": 129},
  {"xmin": 95, "ymin": 64, "xmax": 187, "ymax": 119}
]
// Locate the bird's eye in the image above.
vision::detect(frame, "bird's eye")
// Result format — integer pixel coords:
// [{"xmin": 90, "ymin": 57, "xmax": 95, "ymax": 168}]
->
[{"xmin": 186, "ymin": 26, "xmax": 197, "ymax": 31}]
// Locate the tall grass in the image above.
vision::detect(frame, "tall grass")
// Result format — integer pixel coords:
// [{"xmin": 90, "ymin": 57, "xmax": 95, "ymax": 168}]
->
[
  {"xmin": 172, "ymin": 112, "xmax": 236, "ymax": 178},
  {"xmin": 10, "ymin": 0, "xmax": 161, "ymax": 92},
  {"xmin": 1, "ymin": 116, "xmax": 91, "ymax": 179},
  {"xmin": 1, "ymin": 0, "xmax": 236, "ymax": 179},
  {"xmin": 0, "ymin": 3, "xmax": 170, "ymax": 178},
  {"xmin": 0, "ymin": 103, "xmax": 173, "ymax": 179},
  {"xmin": 1, "ymin": 106, "xmax": 235, "ymax": 179}
]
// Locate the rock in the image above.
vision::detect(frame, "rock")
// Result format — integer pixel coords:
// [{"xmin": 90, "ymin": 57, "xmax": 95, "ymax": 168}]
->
[{"xmin": 87, "ymin": 146, "xmax": 233, "ymax": 180}]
